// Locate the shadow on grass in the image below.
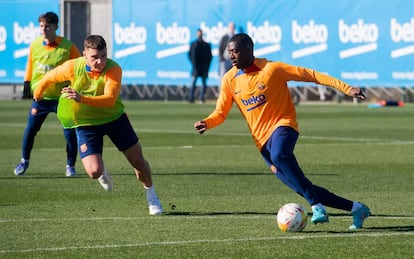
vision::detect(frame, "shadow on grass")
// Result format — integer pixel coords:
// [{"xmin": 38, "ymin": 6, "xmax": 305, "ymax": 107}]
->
[
  {"xmin": 0, "ymin": 175, "xmax": 89, "ymax": 179},
  {"xmin": 0, "ymin": 172, "xmax": 273, "ymax": 179},
  {"xmin": 163, "ymin": 211, "xmax": 414, "ymax": 233},
  {"xmin": 305, "ymin": 225, "xmax": 414, "ymax": 234},
  {"xmin": 0, "ymin": 171, "xmax": 340, "ymax": 178},
  {"xmin": 156, "ymin": 172, "xmax": 272, "ymax": 176},
  {"xmin": 164, "ymin": 211, "xmax": 414, "ymax": 218},
  {"xmin": 364, "ymin": 225, "xmax": 414, "ymax": 232},
  {"xmin": 154, "ymin": 172, "xmax": 339, "ymax": 176},
  {"xmin": 164, "ymin": 211, "xmax": 276, "ymax": 216}
]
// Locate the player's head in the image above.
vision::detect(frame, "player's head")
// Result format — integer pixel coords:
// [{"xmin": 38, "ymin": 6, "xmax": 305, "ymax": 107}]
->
[
  {"xmin": 227, "ymin": 33, "xmax": 254, "ymax": 69},
  {"xmin": 38, "ymin": 12, "xmax": 59, "ymax": 39},
  {"xmin": 83, "ymin": 35, "xmax": 107, "ymax": 72},
  {"xmin": 39, "ymin": 12, "xmax": 59, "ymax": 25}
]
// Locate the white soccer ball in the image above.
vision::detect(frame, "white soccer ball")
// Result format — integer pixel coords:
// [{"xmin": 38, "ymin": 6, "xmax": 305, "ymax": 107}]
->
[{"xmin": 276, "ymin": 203, "xmax": 308, "ymax": 232}]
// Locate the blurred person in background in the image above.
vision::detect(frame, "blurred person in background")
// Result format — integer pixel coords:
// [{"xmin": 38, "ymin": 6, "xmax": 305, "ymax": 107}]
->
[
  {"xmin": 218, "ymin": 22, "xmax": 235, "ymax": 82},
  {"xmin": 188, "ymin": 29, "xmax": 212, "ymax": 103}
]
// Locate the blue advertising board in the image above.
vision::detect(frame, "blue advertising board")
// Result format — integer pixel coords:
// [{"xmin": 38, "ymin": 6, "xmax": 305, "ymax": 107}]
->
[
  {"xmin": 112, "ymin": 0, "xmax": 414, "ymax": 87},
  {"xmin": 1, "ymin": 0, "xmax": 414, "ymax": 87},
  {"xmin": 0, "ymin": 0, "xmax": 59, "ymax": 84}
]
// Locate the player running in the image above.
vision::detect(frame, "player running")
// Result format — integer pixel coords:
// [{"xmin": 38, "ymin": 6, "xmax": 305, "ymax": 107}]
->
[
  {"xmin": 194, "ymin": 33, "xmax": 370, "ymax": 230},
  {"xmin": 33, "ymin": 35, "xmax": 163, "ymax": 215}
]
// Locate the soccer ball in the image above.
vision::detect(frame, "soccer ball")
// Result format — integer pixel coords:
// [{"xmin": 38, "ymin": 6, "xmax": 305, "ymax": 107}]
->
[{"xmin": 276, "ymin": 203, "xmax": 308, "ymax": 232}]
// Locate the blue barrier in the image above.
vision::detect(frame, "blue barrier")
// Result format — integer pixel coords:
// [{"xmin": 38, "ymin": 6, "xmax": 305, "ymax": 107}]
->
[{"xmin": 1, "ymin": 0, "xmax": 414, "ymax": 87}]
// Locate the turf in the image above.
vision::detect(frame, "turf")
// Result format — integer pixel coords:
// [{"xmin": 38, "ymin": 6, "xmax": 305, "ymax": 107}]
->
[{"xmin": 0, "ymin": 100, "xmax": 413, "ymax": 258}]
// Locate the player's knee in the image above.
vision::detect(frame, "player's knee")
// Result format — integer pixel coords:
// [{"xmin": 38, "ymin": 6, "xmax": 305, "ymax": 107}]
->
[{"xmin": 272, "ymin": 152, "xmax": 287, "ymax": 164}]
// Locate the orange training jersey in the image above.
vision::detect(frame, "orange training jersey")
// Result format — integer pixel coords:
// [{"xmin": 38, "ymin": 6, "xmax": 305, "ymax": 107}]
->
[{"xmin": 204, "ymin": 58, "xmax": 352, "ymax": 150}]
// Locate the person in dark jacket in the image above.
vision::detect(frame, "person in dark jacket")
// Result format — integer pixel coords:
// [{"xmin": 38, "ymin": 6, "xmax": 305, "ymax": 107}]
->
[{"xmin": 188, "ymin": 29, "xmax": 212, "ymax": 103}]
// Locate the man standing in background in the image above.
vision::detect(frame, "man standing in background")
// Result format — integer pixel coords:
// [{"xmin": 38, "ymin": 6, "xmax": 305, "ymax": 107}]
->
[
  {"xmin": 15, "ymin": 12, "xmax": 81, "ymax": 177},
  {"xmin": 188, "ymin": 29, "xmax": 212, "ymax": 103}
]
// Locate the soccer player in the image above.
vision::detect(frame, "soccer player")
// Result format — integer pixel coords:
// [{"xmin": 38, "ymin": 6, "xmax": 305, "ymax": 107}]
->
[
  {"xmin": 194, "ymin": 33, "xmax": 370, "ymax": 229},
  {"xmin": 33, "ymin": 35, "xmax": 163, "ymax": 215},
  {"xmin": 15, "ymin": 12, "xmax": 80, "ymax": 177}
]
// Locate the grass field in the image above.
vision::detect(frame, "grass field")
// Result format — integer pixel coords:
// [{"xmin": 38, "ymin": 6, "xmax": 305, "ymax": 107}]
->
[{"xmin": 0, "ymin": 100, "xmax": 413, "ymax": 258}]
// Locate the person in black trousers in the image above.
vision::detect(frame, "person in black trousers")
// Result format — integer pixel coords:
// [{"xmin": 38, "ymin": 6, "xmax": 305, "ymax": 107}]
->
[{"xmin": 188, "ymin": 29, "xmax": 212, "ymax": 103}]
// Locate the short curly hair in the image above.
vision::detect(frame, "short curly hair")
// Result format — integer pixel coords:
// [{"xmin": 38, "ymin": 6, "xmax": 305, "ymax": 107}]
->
[
  {"xmin": 84, "ymin": 35, "xmax": 107, "ymax": 50},
  {"xmin": 229, "ymin": 33, "xmax": 254, "ymax": 51}
]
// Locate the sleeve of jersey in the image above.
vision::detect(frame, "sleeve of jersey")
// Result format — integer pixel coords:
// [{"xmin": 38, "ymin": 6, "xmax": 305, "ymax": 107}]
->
[
  {"xmin": 33, "ymin": 59, "xmax": 75, "ymax": 99},
  {"xmin": 277, "ymin": 62, "xmax": 352, "ymax": 95},
  {"xmin": 79, "ymin": 65, "xmax": 122, "ymax": 108},
  {"xmin": 24, "ymin": 45, "xmax": 33, "ymax": 81},
  {"xmin": 204, "ymin": 82, "xmax": 233, "ymax": 130}
]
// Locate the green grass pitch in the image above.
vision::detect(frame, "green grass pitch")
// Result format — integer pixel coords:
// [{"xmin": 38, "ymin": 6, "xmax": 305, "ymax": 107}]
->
[{"xmin": 0, "ymin": 100, "xmax": 413, "ymax": 258}]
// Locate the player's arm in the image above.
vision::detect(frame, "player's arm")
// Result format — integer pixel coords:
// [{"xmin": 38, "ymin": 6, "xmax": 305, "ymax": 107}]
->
[
  {"xmin": 277, "ymin": 62, "xmax": 365, "ymax": 100},
  {"xmin": 310, "ymin": 69, "xmax": 365, "ymax": 99},
  {"xmin": 33, "ymin": 59, "xmax": 75, "ymax": 101},
  {"xmin": 194, "ymin": 78, "xmax": 233, "ymax": 134},
  {"xmin": 73, "ymin": 65, "xmax": 122, "ymax": 108},
  {"xmin": 24, "ymin": 45, "xmax": 33, "ymax": 82}
]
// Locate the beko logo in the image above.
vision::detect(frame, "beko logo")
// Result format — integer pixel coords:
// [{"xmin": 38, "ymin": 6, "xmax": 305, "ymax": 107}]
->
[
  {"xmin": 156, "ymin": 22, "xmax": 191, "ymax": 59},
  {"xmin": 241, "ymin": 94, "xmax": 266, "ymax": 111},
  {"xmin": 13, "ymin": 22, "xmax": 39, "ymax": 58},
  {"xmin": 0, "ymin": 26, "xmax": 6, "ymax": 52},
  {"xmin": 113, "ymin": 22, "xmax": 147, "ymax": 59},
  {"xmin": 390, "ymin": 18, "xmax": 414, "ymax": 58},
  {"xmin": 338, "ymin": 19, "xmax": 379, "ymax": 58},
  {"xmin": 291, "ymin": 20, "xmax": 328, "ymax": 58},
  {"xmin": 247, "ymin": 21, "xmax": 282, "ymax": 57}
]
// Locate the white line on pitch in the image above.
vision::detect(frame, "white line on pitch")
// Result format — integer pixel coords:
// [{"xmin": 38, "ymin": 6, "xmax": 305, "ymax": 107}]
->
[
  {"xmin": 1, "ymin": 123, "xmax": 414, "ymax": 144},
  {"xmin": 0, "ymin": 232, "xmax": 412, "ymax": 254},
  {"xmin": 0, "ymin": 215, "xmax": 413, "ymax": 223}
]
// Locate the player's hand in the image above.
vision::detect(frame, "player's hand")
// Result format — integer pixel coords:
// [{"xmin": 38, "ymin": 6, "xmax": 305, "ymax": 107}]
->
[
  {"xmin": 349, "ymin": 87, "xmax": 365, "ymax": 100},
  {"xmin": 61, "ymin": 87, "xmax": 81, "ymax": 102},
  {"xmin": 33, "ymin": 94, "xmax": 43, "ymax": 102},
  {"xmin": 194, "ymin": 120, "xmax": 207, "ymax": 134},
  {"xmin": 33, "ymin": 88, "xmax": 43, "ymax": 102}
]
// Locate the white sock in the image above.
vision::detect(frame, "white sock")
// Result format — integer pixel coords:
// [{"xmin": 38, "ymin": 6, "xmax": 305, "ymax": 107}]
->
[
  {"xmin": 351, "ymin": 202, "xmax": 362, "ymax": 213},
  {"xmin": 144, "ymin": 185, "xmax": 158, "ymax": 201}
]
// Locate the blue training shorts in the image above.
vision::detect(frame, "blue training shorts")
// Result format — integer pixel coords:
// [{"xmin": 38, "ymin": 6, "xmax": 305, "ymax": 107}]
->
[{"xmin": 76, "ymin": 113, "xmax": 139, "ymax": 158}]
